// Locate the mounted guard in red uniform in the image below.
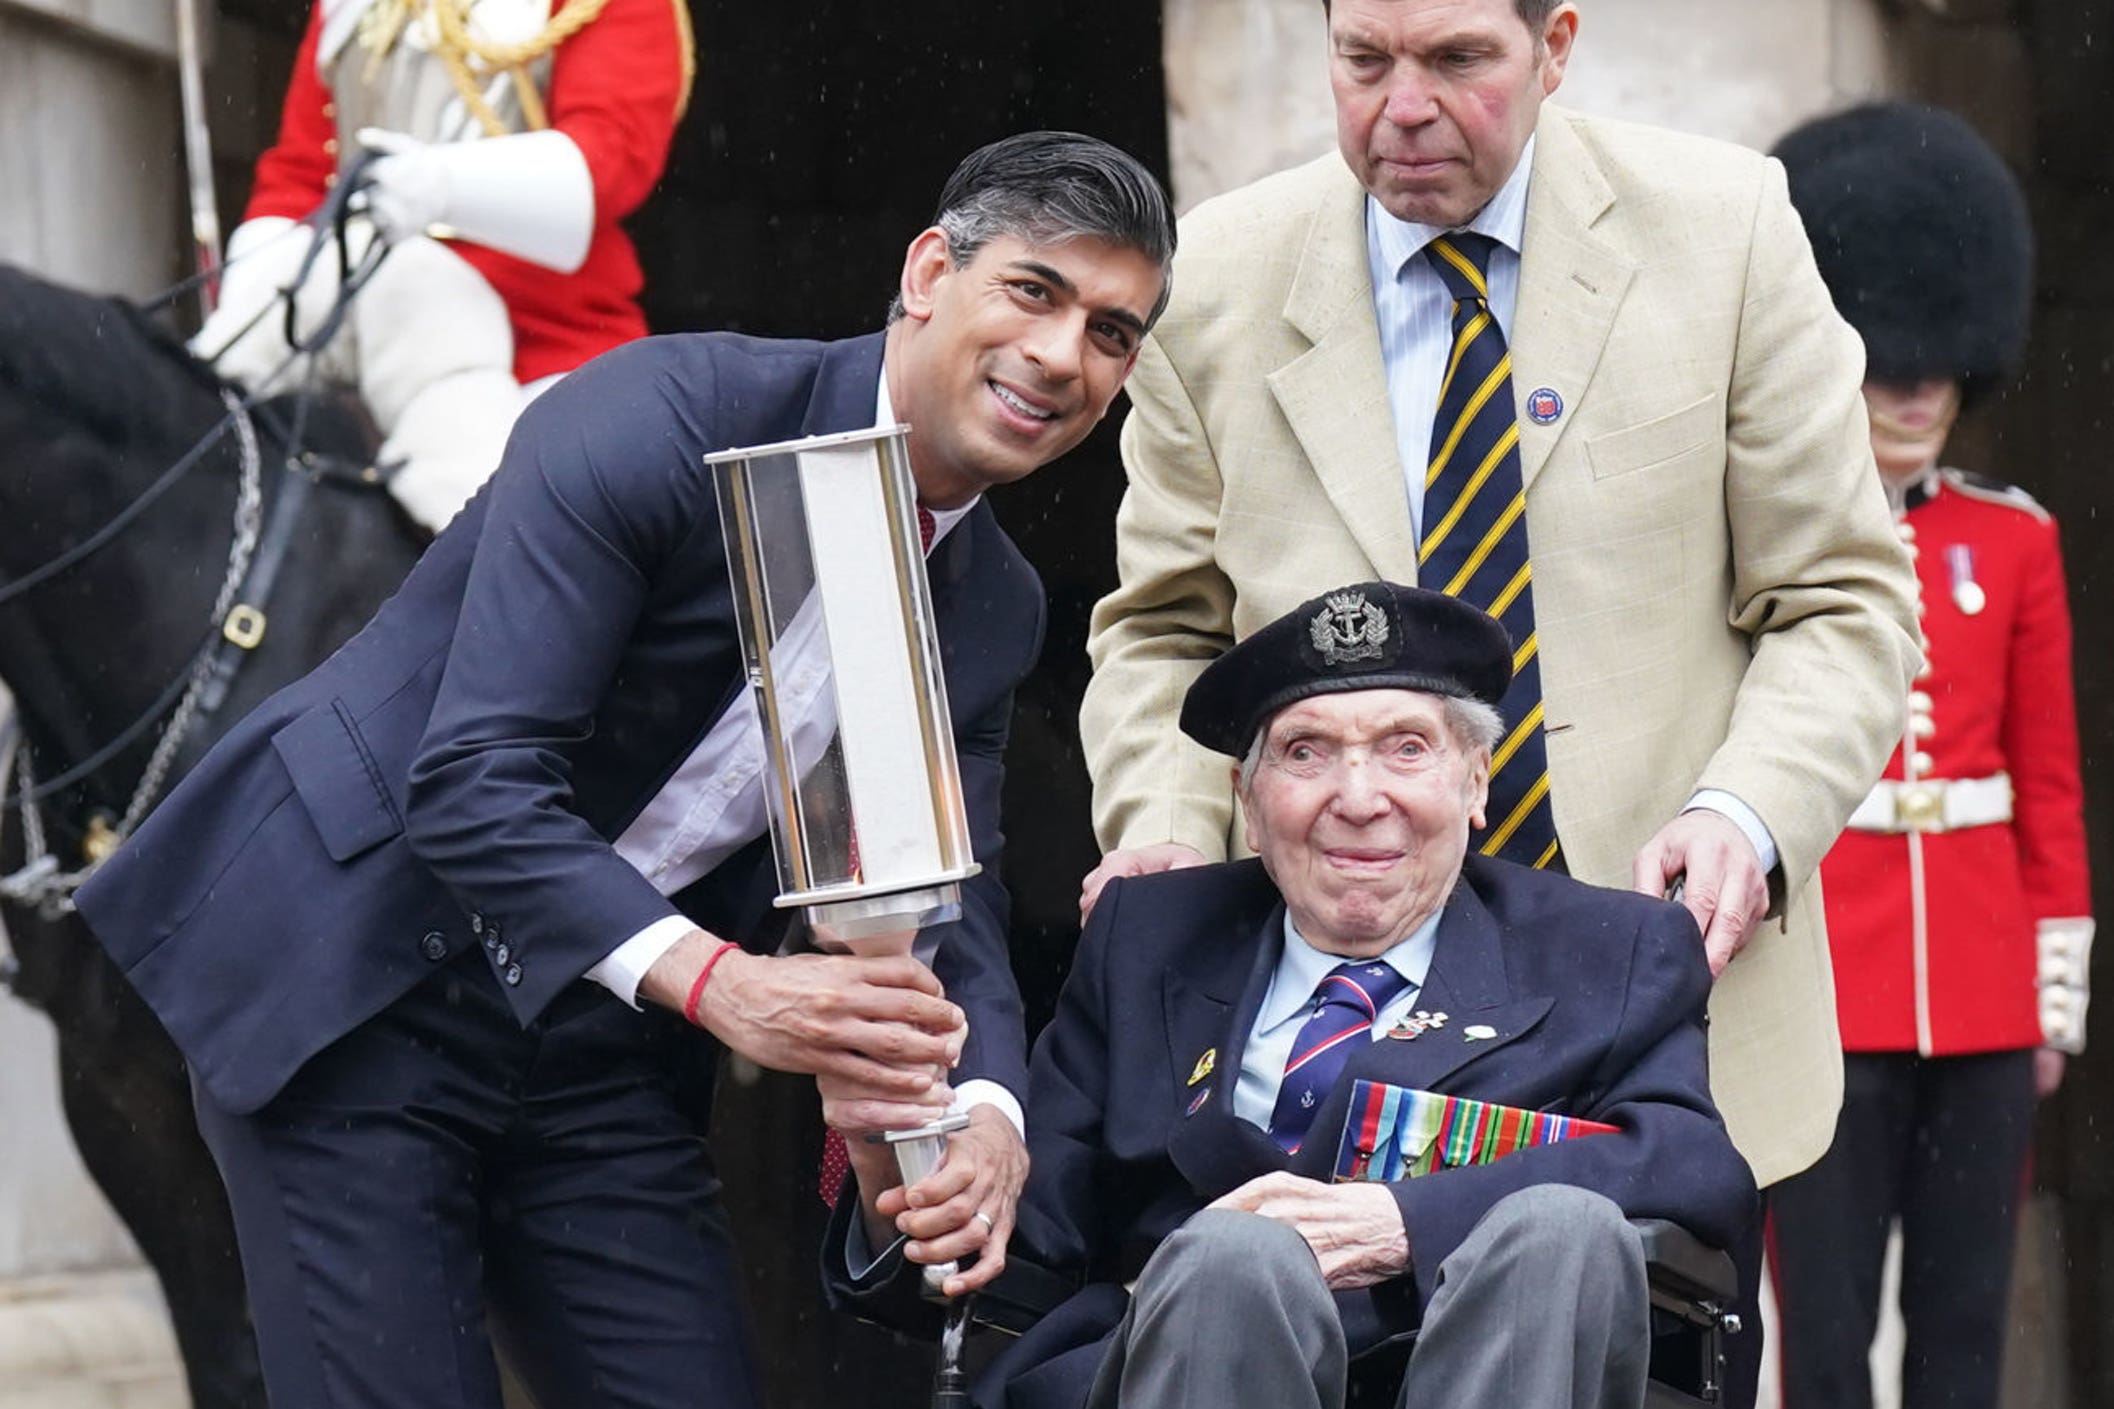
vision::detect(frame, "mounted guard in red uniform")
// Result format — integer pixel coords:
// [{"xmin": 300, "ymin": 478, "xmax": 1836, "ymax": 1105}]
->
[{"xmin": 193, "ymin": 0, "xmax": 693, "ymax": 530}]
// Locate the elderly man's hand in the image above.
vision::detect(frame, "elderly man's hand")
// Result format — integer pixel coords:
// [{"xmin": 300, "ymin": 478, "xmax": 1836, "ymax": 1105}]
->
[
  {"xmin": 1631, "ymin": 811, "xmax": 1769, "ymax": 979},
  {"xmin": 1209, "ymin": 1172, "xmax": 1407, "ymax": 1290},
  {"xmin": 1080, "ymin": 843, "xmax": 1209, "ymax": 922},
  {"xmin": 874, "ymin": 1105, "xmax": 1028, "ymax": 1298}
]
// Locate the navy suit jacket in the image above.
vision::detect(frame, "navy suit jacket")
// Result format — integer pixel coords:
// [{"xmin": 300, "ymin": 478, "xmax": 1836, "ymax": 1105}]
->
[
  {"xmin": 829, "ymin": 855, "xmax": 1756, "ymax": 1409},
  {"xmin": 78, "ymin": 332, "xmax": 1042, "ymax": 1117}
]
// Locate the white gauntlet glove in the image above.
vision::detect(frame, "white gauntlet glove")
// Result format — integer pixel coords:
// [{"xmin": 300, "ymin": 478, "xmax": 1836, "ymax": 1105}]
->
[
  {"xmin": 356, "ymin": 127, "xmax": 594, "ymax": 274},
  {"xmin": 2037, "ymin": 917, "xmax": 2094, "ymax": 1055},
  {"xmin": 190, "ymin": 216, "xmax": 360, "ymax": 392}
]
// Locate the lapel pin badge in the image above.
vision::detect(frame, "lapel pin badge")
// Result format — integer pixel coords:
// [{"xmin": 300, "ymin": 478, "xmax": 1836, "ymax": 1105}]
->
[
  {"xmin": 1388, "ymin": 1010, "xmax": 1449, "ymax": 1041},
  {"xmin": 1526, "ymin": 387, "xmax": 1563, "ymax": 425},
  {"xmin": 1186, "ymin": 1085, "xmax": 1212, "ymax": 1116},
  {"xmin": 1188, "ymin": 1048, "xmax": 1216, "ymax": 1087},
  {"xmin": 1463, "ymin": 1024, "xmax": 1498, "ymax": 1043}
]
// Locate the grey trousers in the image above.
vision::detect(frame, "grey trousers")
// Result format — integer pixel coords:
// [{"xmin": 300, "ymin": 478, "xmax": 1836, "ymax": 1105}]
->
[{"xmin": 1086, "ymin": 1184, "xmax": 1649, "ymax": 1409}]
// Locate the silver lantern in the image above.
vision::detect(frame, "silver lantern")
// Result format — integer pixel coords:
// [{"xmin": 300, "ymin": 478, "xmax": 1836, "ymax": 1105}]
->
[{"xmin": 706, "ymin": 421, "xmax": 978, "ymax": 1293}]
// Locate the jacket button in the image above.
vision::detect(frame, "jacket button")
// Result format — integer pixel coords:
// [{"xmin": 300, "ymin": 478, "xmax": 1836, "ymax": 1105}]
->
[
  {"xmin": 470, "ymin": 912, "xmax": 485, "ymax": 936},
  {"xmin": 493, "ymin": 943, "xmax": 512, "ymax": 966},
  {"xmin": 504, "ymin": 963, "xmax": 523, "ymax": 986},
  {"xmin": 420, "ymin": 931, "xmax": 448, "ymax": 962}
]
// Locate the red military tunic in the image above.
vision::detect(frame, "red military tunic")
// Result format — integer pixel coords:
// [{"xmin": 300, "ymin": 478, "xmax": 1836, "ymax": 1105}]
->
[
  {"xmin": 1823, "ymin": 467, "xmax": 2093, "ymax": 1055},
  {"xmin": 245, "ymin": 0, "xmax": 688, "ymax": 384}
]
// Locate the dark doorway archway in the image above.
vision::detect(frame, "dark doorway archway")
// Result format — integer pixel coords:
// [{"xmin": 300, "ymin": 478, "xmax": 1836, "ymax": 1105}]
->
[{"xmin": 197, "ymin": 5, "xmax": 1165, "ymax": 1403}]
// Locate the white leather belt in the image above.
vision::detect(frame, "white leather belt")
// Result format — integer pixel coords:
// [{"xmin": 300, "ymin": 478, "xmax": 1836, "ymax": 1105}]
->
[{"xmin": 1847, "ymin": 773, "xmax": 2012, "ymax": 834}]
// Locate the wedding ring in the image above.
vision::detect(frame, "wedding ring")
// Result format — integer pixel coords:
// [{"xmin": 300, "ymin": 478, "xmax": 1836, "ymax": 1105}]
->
[{"xmin": 973, "ymin": 1210, "xmax": 997, "ymax": 1233}]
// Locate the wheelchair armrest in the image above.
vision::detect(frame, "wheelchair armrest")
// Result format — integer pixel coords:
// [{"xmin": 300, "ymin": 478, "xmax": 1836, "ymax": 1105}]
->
[{"xmin": 1636, "ymin": 1219, "xmax": 1736, "ymax": 1321}]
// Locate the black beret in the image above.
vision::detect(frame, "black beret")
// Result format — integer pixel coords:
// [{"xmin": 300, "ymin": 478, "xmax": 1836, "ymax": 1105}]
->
[
  {"xmin": 1774, "ymin": 102, "xmax": 2033, "ymax": 400},
  {"xmin": 1179, "ymin": 582, "xmax": 1513, "ymax": 758}
]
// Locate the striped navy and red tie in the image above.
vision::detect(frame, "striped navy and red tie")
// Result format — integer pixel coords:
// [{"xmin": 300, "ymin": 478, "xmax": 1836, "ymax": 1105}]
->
[{"xmin": 1267, "ymin": 960, "xmax": 1414, "ymax": 1154}]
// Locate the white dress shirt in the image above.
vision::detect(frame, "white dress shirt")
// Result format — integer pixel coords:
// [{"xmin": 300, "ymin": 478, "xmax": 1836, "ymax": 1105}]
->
[
  {"xmin": 1363, "ymin": 142, "xmax": 1777, "ymax": 876},
  {"xmin": 579, "ymin": 376, "xmax": 1022, "ymax": 1133},
  {"xmin": 1232, "ymin": 909, "xmax": 1442, "ymax": 1130}
]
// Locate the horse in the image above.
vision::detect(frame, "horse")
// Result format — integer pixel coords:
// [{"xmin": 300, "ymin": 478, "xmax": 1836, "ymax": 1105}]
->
[{"xmin": 0, "ymin": 262, "xmax": 421, "ymax": 1408}]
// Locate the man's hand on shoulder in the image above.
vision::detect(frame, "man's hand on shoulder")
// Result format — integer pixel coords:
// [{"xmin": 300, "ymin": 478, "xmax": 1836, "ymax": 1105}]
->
[
  {"xmin": 871, "ymin": 1105, "xmax": 1028, "ymax": 1298},
  {"xmin": 640, "ymin": 930, "xmax": 963, "ymax": 1092},
  {"xmin": 1209, "ymin": 1172, "xmax": 1407, "ymax": 1290},
  {"xmin": 1079, "ymin": 842, "xmax": 1209, "ymax": 922},
  {"xmin": 1631, "ymin": 812, "xmax": 1770, "ymax": 979}
]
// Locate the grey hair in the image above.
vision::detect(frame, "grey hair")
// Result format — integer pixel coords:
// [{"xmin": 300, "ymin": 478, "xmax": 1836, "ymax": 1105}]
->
[
  {"xmin": 886, "ymin": 130, "xmax": 1176, "ymax": 327},
  {"xmin": 1441, "ymin": 695, "xmax": 1505, "ymax": 756},
  {"xmin": 1235, "ymin": 693, "xmax": 1505, "ymax": 793}
]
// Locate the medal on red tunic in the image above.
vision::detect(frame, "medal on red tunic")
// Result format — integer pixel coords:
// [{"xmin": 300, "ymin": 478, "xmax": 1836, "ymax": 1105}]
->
[{"xmin": 1946, "ymin": 543, "xmax": 1986, "ymax": 615}]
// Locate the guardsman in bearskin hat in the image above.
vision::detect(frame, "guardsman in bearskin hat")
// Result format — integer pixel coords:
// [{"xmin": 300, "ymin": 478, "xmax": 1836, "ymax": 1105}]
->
[
  {"xmin": 1765, "ymin": 102, "xmax": 2093, "ymax": 1409},
  {"xmin": 193, "ymin": 0, "xmax": 692, "ymax": 530}
]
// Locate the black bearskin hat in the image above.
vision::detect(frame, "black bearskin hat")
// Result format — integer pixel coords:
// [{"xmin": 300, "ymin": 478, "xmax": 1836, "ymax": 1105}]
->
[{"xmin": 1774, "ymin": 102, "xmax": 2033, "ymax": 402}]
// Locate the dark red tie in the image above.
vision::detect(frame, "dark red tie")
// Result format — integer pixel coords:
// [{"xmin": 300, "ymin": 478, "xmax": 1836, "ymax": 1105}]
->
[{"xmin": 819, "ymin": 502, "xmax": 940, "ymax": 1207}]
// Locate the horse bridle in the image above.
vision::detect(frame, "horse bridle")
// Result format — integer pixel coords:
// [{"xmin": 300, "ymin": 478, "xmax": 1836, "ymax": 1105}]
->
[
  {"xmin": 0, "ymin": 389, "xmax": 265, "ymax": 916},
  {"xmin": 1, "ymin": 179, "xmax": 390, "ymax": 919}
]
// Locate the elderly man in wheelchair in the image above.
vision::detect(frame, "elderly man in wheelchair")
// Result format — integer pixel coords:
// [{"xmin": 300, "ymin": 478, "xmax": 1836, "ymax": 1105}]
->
[{"xmin": 823, "ymin": 582, "xmax": 1756, "ymax": 1409}]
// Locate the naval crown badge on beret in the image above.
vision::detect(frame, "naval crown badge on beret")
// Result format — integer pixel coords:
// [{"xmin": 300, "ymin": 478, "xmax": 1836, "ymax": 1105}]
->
[{"xmin": 1310, "ymin": 589, "xmax": 1389, "ymax": 666}]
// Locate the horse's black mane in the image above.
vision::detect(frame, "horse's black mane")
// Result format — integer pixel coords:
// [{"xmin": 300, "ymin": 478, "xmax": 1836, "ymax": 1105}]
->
[
  {"xmin": 0, "ymin": 266, "xmax": 228, "ymax": 454},
  {"xmin": 0, "ymin": 263, "xmax": 380, "ymax": 494}
]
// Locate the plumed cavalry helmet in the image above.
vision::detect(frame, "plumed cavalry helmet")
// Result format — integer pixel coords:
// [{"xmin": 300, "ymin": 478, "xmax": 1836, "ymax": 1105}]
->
[{"xmin": 1774, "ymin": 101, "xmax": 2034, "ymax": 406}]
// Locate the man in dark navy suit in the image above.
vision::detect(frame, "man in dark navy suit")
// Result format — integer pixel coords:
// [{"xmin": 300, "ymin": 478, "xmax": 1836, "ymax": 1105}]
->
[
  {"xmin": 76, "ymin": 131, "xmax": 1174, "ymax": 1409},
  {"xmin": 829, "ymin": 583, "xmax": 1756, "ymax": 1409}
]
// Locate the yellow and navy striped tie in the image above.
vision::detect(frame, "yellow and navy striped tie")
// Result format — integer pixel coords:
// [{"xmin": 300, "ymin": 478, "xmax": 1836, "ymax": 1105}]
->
[{"xmin": 1420, "ymin": 233, "xmax": 1562, "ymax": 871}]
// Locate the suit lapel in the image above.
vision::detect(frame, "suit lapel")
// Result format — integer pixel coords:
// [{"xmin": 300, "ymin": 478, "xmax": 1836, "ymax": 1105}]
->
[
  {"xmin": 1511, "ymin": 107, "xmax": 1635, "ymax": 493},
  {"xmin": 924, "ymin": 503, "xmax": 978, "ymax": 597},
  {"xmin": 802, "ymin": 332, "xmax": 888, "ymax": 438},
  {"xmin": 1166, "ymin": 897, "xmax": 1296, "ymax": 1197},
  {"xmin": 1269, "ymin": 166, "xmax": 1420, "ymax": 581}
]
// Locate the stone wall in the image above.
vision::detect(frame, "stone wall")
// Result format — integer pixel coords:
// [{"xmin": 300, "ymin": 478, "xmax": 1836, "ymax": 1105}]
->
[
  {"xmin": 1, "ymin": 3, "xmax": 190, "ymax": 1401},
  {"xmin": 0, "ymin": 0, "xmax": 181, "ymax": 295}
]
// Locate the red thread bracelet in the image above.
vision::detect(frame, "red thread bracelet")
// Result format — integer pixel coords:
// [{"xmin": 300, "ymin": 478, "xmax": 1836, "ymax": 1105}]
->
[{"xmin": 683, "ymin": 941, "xmax": 740, "ymax": 1027}]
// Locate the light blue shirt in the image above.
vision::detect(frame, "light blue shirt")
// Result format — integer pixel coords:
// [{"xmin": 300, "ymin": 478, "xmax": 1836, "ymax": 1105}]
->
[
  {"xmin": 1233, "ymin": 909, "xmax": 1443, "ymax": 1130},
  {"xmin": 1362, "ymin": 144, "xmax": 1778, "ymax": 878}
]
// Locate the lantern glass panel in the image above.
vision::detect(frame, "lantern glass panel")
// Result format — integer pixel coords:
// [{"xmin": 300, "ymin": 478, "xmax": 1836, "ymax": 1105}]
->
[{"xmin": 707, "ymin": 425, "xmax": 977, "ymax": 913}]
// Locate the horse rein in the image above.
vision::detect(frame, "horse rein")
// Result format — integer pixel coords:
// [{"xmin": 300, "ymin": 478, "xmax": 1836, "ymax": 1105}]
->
[
  {"xmin": 0, "ymin": 388, "xmax": 264, "ymax": 917},
  {"xmin": 1, "ymin": 179, "xmax": 390, "ymax": 917},
  {"xmin": 0, "ymin": 157, "xmax": 385, "ymax": 612}
]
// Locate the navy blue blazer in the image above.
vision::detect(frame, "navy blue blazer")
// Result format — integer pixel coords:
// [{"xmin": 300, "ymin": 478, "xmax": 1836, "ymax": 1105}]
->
[
  {"xmin": 828, "ymin": 855, "xmax": 1756, "ymax": 1409},
  {"xmin": 78, "ymin": 332, "xmax": 1043, "ymax": 1116}
]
